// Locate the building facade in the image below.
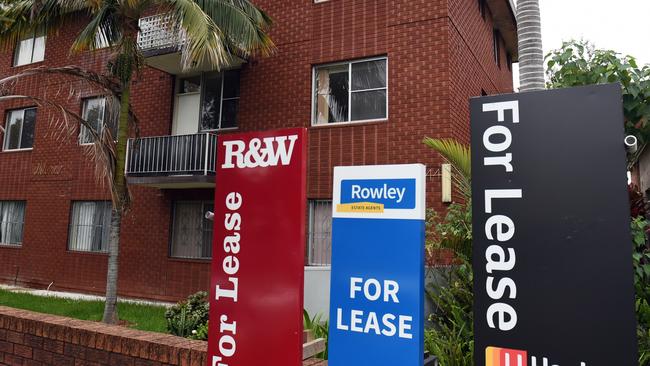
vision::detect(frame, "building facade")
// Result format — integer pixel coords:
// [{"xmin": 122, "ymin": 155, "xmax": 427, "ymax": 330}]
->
[{"xmin": 0, "ymin": 0, "xmax": 516, "ymax": 304}]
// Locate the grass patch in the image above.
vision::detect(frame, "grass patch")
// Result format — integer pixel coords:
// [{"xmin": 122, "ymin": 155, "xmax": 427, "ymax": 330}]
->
[{"xmin": 0, "ymin": 288, "xmax": 168, "ymax": 333}]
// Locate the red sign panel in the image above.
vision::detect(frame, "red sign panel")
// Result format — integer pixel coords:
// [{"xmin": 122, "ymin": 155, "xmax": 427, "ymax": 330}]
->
[{"xmin": 208, "ymin": 128, "xmax": 307, "ymax": 366}]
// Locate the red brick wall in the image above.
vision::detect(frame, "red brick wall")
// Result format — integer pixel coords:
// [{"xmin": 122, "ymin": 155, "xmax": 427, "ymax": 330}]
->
[
  {"xmin": 0, "ymin": 1, "xmax": 514, "ymax": 301},
  {"xmin": 0, "ymin": 306, "xmax": 328, "ymax": 366}
]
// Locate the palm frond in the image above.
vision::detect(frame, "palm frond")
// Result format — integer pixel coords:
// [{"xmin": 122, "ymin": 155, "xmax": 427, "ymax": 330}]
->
[
  {"xmin": 71, "ymin": 1, "xmax": 121, "ymax": 52},
  {"xmin": 159, "ymin": 0, "xmax": 230, "ymax": 70},
  {"xmin": 423, "ymin": 137, "xmax": 472, "ymax": 200},
  {"xmin": 193, "ymin": 0, "xmax": 275, "ymax": 59},
  {"xmin": 0, "ymin": 0, "xmax": 90, "ymax": 50},
  {"xmin": 0, "ymin": 66, "xmax": 140, "ymax": 209}
]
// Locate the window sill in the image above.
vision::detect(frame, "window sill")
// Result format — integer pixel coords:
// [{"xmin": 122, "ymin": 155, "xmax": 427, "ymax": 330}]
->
[
  {"xmin": 0, "ymin": 244, "xmax": 22, "ymax": 249},
  {"xmin": 12, "ymin": 60, "xmax": 45, "ymax": 69},
  {"xmin": 1, "ymin": 148, "xmax": 33, "ymax": 153},
  {"xmin": 304, "ymin": 265, "xmax": 331, "ymax": 270},
  {"xmin": 310, "ymin": 118, "xmax": 388, "ymax": 129},
  {"xmin": 67, "ymin": 249, "xmax": 108, "ymax": 256},
  {"xmin": 168, "ymin": 256, "xmax": 211, "ymax": 263},
  {"xmin": 201, "ymin": 127, "xmax": 238, "ymax": 133}
]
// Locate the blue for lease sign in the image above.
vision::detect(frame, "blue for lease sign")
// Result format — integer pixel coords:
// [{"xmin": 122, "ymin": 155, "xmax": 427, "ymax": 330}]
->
[{"xmin": 328, "ymin": 164, "xmax": 425, "ymax": 366}]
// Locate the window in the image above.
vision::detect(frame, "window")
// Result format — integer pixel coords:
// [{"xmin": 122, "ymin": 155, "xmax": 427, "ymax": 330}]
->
[
  {"xmin": 0, "ymin": 201, "xmax": 26, "ymax": 246},
  {"xmin": 94, "ymin": 29, "xmax": 113, "ymax": 49},
  {"xmin": 506, "ymin": 53, "xmax": 513, "ymax": 71},
  {"xmin": 3, "ymin": 108, "xmax": 36, "ymax": 151},
  {"xmin": 313, "ymin": 57, "xmax": 388, "ymax": 125},
  {"xmin": 171, "ymin": 201, "xmax": 213, "ymax": 259},
  {"xmin": 493, "ymin": 30, "xmax": 501, "ymax": 67},
  {"xmin": 14, "ymin": 30, "xmax": 46, "ymax": 66},
  {"xmin": 194, "ymin": 70, "xmax": 240, "ymax": 131},
  {"xmin": 68, "ymin": 201, "xmax": 112, "ymax": 253},
  {"xmin": 79, "ymin": 97, "xmax": 117, "ymax": 144},
  {"xmin": 308, "ymin": 200, "xmax": 332, "ymax": 266},
  {"xmin": 478, "ymin": 0, "xmax": 487, "ymax": 19}
]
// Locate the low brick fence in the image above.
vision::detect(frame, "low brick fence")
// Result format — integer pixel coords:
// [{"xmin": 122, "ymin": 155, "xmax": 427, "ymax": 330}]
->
[{"xmin": 0, "ymin": 306, "xmax": 327, "ymax": 366}]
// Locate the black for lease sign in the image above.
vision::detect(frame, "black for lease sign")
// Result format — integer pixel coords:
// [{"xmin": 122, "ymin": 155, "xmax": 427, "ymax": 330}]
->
[{"xmin": 471, "ymin": 84, "xmax": 637, "ymax": 366}]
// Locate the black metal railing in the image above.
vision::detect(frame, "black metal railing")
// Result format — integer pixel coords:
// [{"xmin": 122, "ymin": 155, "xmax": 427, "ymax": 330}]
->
[{"xmin": 125, "ymin": 133, "xmax": 217, "ymax": 176}]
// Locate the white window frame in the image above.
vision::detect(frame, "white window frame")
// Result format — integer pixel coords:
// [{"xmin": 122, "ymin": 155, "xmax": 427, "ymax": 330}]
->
[
  {"xmin": 311, "ymin": 56, "xmax": 389, "ymax": 126},
  {"xmin": 79, "ymin": 97, "xmax": 108, "ymax": 145},
  {"xmin": 170, "ymin": 200, "xmax": 214, "ymax": 260},
  {"xmin": 3, "ymin": 108, "xmax": 36, "ymax": 152},
  {"xmin": 0, "ymin": 201, "xmax": 26, "ymax": 246},
  {"xmin": 307, "ymin": 200, "xmax": 332, "ymax": 266},
  {"xmin": 14, "ymin": 31, "xmax": 46, "ymax": 67}
]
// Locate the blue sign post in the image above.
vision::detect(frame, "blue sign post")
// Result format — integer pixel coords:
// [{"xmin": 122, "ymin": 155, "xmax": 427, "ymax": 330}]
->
[{"xmin": 328, "ymin": 164, "xmax": 426, "ymax": 366}]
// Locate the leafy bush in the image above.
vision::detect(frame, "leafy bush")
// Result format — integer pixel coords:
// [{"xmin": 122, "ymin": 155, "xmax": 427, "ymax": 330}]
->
[
  {"xmin": 425, "ymin": 204, "xmax": 472, "ymax": 261},
  {"xmin": 425, "ymin": 261, "xmax": 474, "ymax": 366},
  {"xmin": 165, "ymin": 291, "xmax": 209, "ymax": 339},
  {"xmin": 633, "ymin": 217, "xmax": 650, "ymax": 365},
  {"xmin": 303, "ymin": 309, "xmax": 329, "ymax": 360},
  {"xmin": 190, "ymin": 321, "xmax": 209, "ymax": 341}
]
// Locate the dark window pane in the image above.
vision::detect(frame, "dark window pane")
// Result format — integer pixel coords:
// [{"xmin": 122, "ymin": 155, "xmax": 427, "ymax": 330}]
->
[
  {"xmin": 221, "ymin": 99, "xmax": 238, "ymax": 129},
  {"xmin": 20, "ymin": 109, "xmax": 36, "ymax": 149},
  {"xmin": 352, "ymin": 60, "xmax": 387, "ymax": 90},
  {"xmin": 180, "ymin": 76, "xmax": 201, "ymax": 93},
  {"xmin": 351, "ymin": 90, "xmax": 387, "ymax": 121},
  {"xmin": 201, "ymin": 73, "xmax": 222, "ymax": 130},
  {"xmin": 223, "ymin": 70, "xmax": 240, "ymax": 99},
  {"xmin": 202, "ymin": 202, "xmax": 214, "ymax": 258},
  {"xmin": 314, "ymin": 65, "xmax": 349, "ymax": 124}
]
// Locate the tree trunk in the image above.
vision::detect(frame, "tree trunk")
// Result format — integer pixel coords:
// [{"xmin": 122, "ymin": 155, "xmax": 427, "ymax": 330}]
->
[
  {"xmin": 517, "ymin": 0, "xmax": 545, "ymax": 91},
  {"xmin": 102, "ymin": 81, "xmax": 131, "ymax": 324}
]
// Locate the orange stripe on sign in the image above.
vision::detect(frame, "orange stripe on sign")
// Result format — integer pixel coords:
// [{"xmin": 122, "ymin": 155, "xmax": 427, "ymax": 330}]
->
[{"xmin": 485, "ymin": 347, "xmax": 502, "ymax": 366}]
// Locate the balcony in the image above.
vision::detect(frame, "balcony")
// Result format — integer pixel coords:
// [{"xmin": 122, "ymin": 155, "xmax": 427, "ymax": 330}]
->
[
  {"xmin": 137, "ymin": 13, "xmax": 244, "ymax": 75},
  {"xmin": 125, "ymin": 133, "xmax": 217, "ymax": 189}
]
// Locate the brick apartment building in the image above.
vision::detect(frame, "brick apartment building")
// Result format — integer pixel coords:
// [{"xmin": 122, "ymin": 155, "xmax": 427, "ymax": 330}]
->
[{"xmin": 0, "ymin": 0, "xmax": 517, "ymax": 307}]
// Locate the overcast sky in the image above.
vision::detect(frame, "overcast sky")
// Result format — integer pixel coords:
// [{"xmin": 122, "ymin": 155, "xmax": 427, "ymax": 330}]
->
[{"xmin": 513, "ymin": 0, "xmax": 650, "ymax": 88}]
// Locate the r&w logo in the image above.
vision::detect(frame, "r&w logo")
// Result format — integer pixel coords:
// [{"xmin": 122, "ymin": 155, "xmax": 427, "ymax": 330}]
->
[
  {"xmin": 222, "ymin": 134, "xmax": 298, "ymax": 169},
  {"xmin": 486, "ymin": 347, "xmax": 586, "ymax": 366}
]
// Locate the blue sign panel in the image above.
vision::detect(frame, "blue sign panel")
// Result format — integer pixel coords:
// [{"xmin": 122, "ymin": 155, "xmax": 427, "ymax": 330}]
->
[
  {"xmin": 329, "ymin": 164, "xmax": 425, "ymax": 366},
  {"xmin": 340, "ymin": 179, "xmax": 416, "ymax": 209}
]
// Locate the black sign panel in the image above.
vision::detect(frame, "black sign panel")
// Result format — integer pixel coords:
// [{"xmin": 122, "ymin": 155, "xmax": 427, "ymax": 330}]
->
[{"xmin": 471, "ymin": 84, "xmax": 637, "ymax": 366}]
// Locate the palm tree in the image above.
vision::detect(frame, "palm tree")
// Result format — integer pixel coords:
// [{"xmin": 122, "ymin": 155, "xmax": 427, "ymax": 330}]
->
[
  {"xmin": 0, "ymin": 0, "xmax": 275, "ymax": 324},
  {"xmin": 516, "ymin": 0, "xmax": 545, "ymax": 91}
]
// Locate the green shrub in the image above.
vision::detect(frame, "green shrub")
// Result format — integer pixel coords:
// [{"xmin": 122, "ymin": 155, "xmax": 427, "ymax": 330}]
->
[
  {"xmin": 190, "ymin": 321, "xmax": 209, "ymax": 341},
  {"xmin": 165, "ymin": 291, "xmax": 209, "ymax": 339},
  {"xmin": 303, "ymin": 309, "xmax": 329, "ymax": 360},
  {"xmin": 632, "ymin": 217, "xmax": 650, "ymax": 365},
  {"xmin": 425, "ymin": 261, "xmax": 473, "ymax": 366}
]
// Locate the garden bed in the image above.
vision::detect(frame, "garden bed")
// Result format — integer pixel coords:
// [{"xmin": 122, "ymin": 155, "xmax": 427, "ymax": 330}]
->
[{"xmin": 0, "ymin": 288, "xmax": 167, "ymax": 333}]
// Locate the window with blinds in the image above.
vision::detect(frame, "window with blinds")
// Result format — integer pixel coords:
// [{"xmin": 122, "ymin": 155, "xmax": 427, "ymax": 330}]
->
[
  {"xmin": 170, "ymin": 201, "xmax": 214, "ymax": 259},
  {"xmin": 68, "ymin": 201, "xmax": 112, "ymax": 253},
  {"xmin": 0, "ymin": 201, "xmax": 26, "ymax": 246}
]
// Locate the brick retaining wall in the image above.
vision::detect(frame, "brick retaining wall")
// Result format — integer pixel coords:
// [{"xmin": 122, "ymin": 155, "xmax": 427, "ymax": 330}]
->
[{"xmin": 0, "ymin": 306, "xmax": 327, "ymax": 366}]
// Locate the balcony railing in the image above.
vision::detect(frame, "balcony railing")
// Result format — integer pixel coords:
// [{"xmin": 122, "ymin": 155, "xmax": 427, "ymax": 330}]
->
[
  {"xmin": 137, "ymin": 13, "xmax": 185, "ymax": 55},
  {"xmin": 126, "ymin": 133, "xmax": 217, "ymax": 177}
]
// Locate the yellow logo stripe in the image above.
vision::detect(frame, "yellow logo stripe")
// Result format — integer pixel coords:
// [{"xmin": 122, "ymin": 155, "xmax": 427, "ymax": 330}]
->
[{"xmin": 336, "ymin": 202, "xmax": 384, "ymax": 213}]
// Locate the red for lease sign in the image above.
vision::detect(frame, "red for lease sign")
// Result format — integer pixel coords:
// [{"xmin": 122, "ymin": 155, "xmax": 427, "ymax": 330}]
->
[{"xmin": 207, "ymin": 128, "xmax": 307, "ymax": 366}]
